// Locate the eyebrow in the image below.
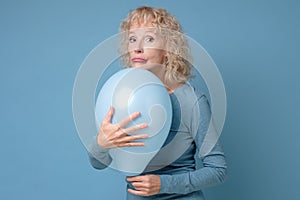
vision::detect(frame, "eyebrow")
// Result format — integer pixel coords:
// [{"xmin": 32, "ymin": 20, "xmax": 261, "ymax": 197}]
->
[{"xmin": 128, "ymin": 29, "xmax": 158, "ymax": 35}]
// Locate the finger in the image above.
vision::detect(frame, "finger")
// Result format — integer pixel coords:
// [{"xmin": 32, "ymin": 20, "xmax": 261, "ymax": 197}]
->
[
  {"xmin": 131, "ymin": 186, "xmax": 147, "ymax": 192},
  {"xmin": 131, "ymin": 182, "xmax": 148, "ymax": 189},
  {"xmin": 127, "ymin": 175, "xmax": 145, "ymax": 182},
  {"xmin": 127, "ymin": 188, "xmax": 147, "ymax": 196},
  {"xmin": 117, "ymin": 133, "xmax": 148, "ymax": 143},
  {"xmin": 103, "ymin": 106, "xmax": 114, "ymax": 123},
  {"xmin": 118, "ymin": 112, "xmax": 141, "ymax": 128},
  {"xmin": 110, "ymin": 123, "xmax": 148, "ymax": 140},
  {"xmin": 123, "ymin": 123, "xmax": 148, "ymax": 134},
  {"xmin": 117, "ymin": 141, "xmax": 145, "ymax": 148}
]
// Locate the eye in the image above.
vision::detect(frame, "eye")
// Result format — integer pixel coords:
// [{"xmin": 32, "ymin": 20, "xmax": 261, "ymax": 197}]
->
[
  {"xmin": 145, "ymin": 36, "xmax": 154, "ymax": 43},
  {"xmin": 129, "ymin": 36, "xmax": 136, "ymax": 43}
]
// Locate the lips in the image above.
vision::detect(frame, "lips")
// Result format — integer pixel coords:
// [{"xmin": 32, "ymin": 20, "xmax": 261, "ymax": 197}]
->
[{"xmin": 131, "ymin": 57, "xmax": 146, "ymax": 63}]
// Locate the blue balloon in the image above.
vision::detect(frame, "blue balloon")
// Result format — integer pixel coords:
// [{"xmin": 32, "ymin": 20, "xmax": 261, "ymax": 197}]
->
[{"xmin": 95, "ymin": 68, "xmax": 172, "ymax": 175}]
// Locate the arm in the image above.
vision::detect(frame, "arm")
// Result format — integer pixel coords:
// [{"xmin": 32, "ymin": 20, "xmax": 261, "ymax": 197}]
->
[
  {"xmin": 159, "ymin": 95, "xmax": 227, "ymax": 194},
  {"xmin": 127, "ymin": 95, "xmax": 227, "ymax": 196},
  {"xmin": 87, "ymin": 107, "xmax": 149, "ymax": 170},
  {"xmin": 159, "ymin": 142, "xmax": 227, "ymax": 194},
  {"xmin": 87, "ymin": 136, "xmax": 112, "ymax": 170}
]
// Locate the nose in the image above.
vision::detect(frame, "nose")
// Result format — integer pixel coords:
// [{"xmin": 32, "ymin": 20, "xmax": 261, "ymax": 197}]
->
[
  {"xmin": 133, "ymin": 40, "xmax": 144, "ymax": 54},
  {"xmin": 134, "ymin": 47, "xmax": 143, "ymax": 54}
]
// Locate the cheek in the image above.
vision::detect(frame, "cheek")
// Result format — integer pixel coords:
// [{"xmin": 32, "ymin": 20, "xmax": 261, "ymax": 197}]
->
[
  {"xmin": 128, "ymin": 49, "xmax": 136, "ymax": 58},
  {"xmin": 127, "ymin": 44, "xmax": 135, "ymax": 53},
  {"xmin": 147, "ymin": 50, "xmax": 165, "ymax": 63}
]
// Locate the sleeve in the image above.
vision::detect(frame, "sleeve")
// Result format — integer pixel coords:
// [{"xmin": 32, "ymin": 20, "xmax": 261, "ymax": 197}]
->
[
  {"xmin": 87, "ymin": 136, "xmax": 112, "ymax": 170},
  {"xmin": 159, "ymin": 95, "xmax": 227, "ymax": 194}
]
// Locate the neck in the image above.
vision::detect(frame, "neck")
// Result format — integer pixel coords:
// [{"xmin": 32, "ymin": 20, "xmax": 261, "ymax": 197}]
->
[
  {"xmin": 165, "ymin": 81, "xmax": 183, "ymax": 94},
  {"xmin": 145, "ymin": 65, "xmax": 182, "ymax": 94}
]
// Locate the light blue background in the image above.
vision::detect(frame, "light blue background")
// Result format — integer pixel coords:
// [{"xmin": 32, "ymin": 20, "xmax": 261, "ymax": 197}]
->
[{"xmin": 1, "ymin": 0, "xmax": 299, "ymax": 199}]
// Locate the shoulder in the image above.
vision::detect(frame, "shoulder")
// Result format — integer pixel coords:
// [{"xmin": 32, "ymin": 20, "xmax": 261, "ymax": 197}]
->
[
  {"xmin": 170, "ymin": 84, "xmax": 210, "ymax": 126},
  {"xmin": 173, "ymin": 83, "xmax": 207, "ymax": 106}
]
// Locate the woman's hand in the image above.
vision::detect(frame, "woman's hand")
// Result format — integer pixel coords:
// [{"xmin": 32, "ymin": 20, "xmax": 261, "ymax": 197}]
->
[
  {"xmin": 97, "ymin": 106, "xmax": 149, "ymax": 149},
  {"xmin": 127, "ymin": 175, "xmax": 161, "ymax": 196}
]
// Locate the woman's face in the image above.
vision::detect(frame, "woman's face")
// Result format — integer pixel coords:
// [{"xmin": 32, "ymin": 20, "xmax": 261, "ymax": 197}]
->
[{"xmin": 128, "ymin": 22, "xmax": 166, "ymax": 71}]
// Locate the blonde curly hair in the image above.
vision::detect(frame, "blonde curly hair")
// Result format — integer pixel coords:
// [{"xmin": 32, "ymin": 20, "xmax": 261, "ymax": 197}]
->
[{"xmin": 119, "ymin": 6, "xmax": 192, "ymax": 84}]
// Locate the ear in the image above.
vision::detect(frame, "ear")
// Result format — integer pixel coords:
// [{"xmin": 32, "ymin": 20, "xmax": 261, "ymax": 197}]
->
[{"xmin": 164, "ymin": 54, "xmax": 168, "ymax": 65}]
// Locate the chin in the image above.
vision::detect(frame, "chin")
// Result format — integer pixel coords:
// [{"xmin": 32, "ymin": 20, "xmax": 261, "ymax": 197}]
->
[{"xmin": 131, "ymin": 63, "xmax": 147, "ymax": 69}]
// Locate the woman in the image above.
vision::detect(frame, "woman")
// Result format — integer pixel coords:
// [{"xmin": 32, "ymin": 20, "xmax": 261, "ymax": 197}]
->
[{"xmin": 89, "ymin": 6, "xmax": 227, "ymax": 199}]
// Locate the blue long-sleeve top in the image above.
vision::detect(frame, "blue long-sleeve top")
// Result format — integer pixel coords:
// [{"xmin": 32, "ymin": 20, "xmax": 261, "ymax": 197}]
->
[{"xmin": 88, "ymin": 84, "xmax": 227, "ymax": 200}]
